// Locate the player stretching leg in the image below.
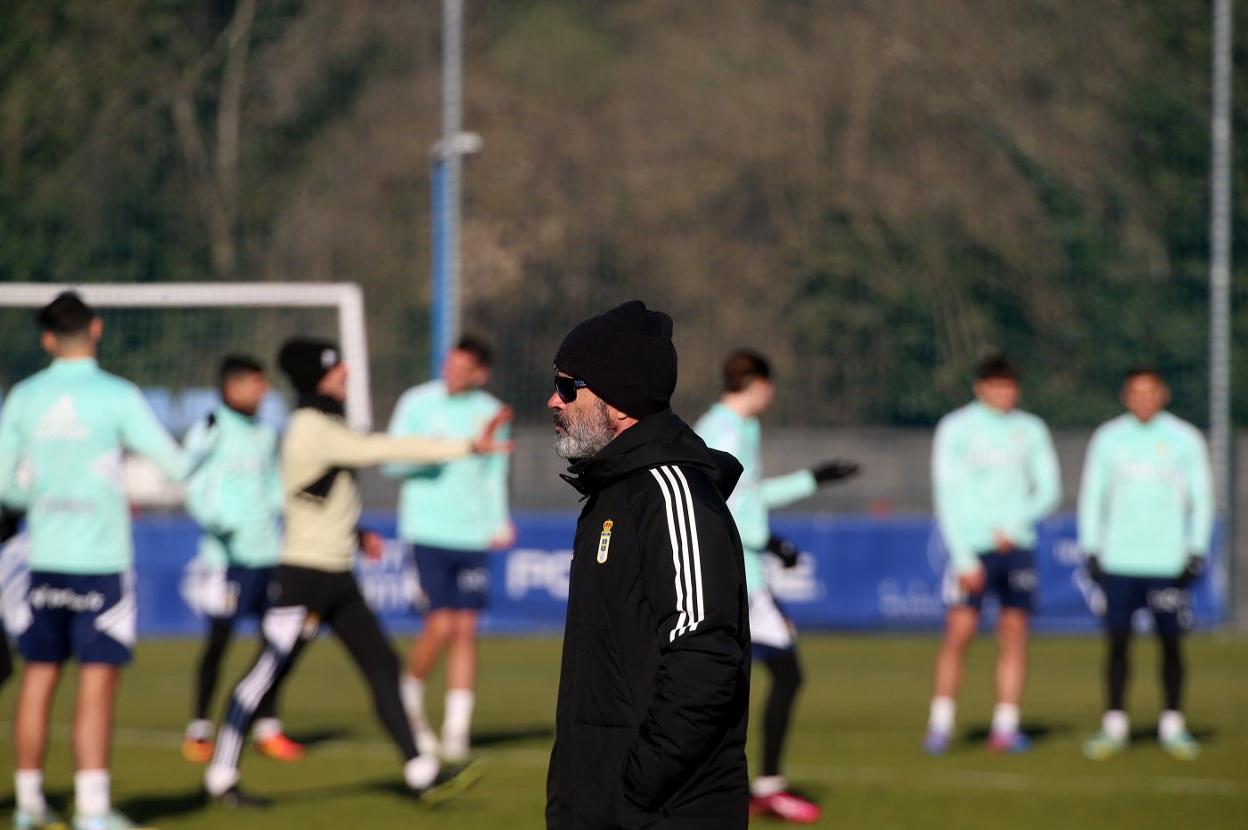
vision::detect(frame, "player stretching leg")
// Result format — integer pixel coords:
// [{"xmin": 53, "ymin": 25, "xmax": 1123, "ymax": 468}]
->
[
  {"xmin": 0, "ymin": 292, "xmax": 207, "ymax": 830},
  {"xmin": 925, "ymin": 356, "xmax": 1061, "ymax": 755},
  {"xmin": 202, "ymin": 338, "xmax": 510, "ymax": 807},
  {"xmin": 385, "ymin": 336, "xmax": 513, "ymax": 762},
  {"xmin": 696, "ymin": 350, "xmax": 859, "ymax": 823},
  {"xmin": 181, "ymin": 356, "xmax": 303, "ymax": 764},
  {"xmin": 1079, "ymin": 368, "xmax": 1212, "ymax": 761}
]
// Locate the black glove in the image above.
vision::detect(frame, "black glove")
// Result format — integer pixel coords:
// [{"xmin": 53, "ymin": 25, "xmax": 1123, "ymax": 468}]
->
[
  {"xmin": 1084, "ymin": 555, "xmax": 1104, "ymax": 585},
  {"xmin": 765, "ymin": 534, "xmax": 800, "ymax": 569},
  {"xmin": 1176, "ymin": 555, "xmax": 1205, "ymax": 588},
  {"xmin": 0, "ymin": 507, "xmax": 24, "ymax": 545},
  {"xmin": 811, "ymin": 459, "xmax": 860, "ymax": 485}
]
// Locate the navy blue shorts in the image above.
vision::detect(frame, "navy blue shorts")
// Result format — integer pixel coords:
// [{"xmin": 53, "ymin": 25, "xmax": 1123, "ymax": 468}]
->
[
  {"xmin": 1098, "ymin": 574, "xmax": 1189, "ymax": 636},
  {"xmin": 213, "ymin": 565, "xmax": 275, "ymax": 622},
  {"xmin": 946, "ymin": 549, "xmax": 1037, "ymax": 613},
  {"xmin": 412, "ymin": 544, "xmax": 490, "ymax": 611},
  {"xmin": 18, "ymin": 571, "xmax": 135, "ymax": 665}
]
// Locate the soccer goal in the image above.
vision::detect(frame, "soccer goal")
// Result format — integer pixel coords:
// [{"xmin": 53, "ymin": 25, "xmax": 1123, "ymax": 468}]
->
[{"xmin": 0, "ymin": 282, "xmax": 372, "ymax": 432}]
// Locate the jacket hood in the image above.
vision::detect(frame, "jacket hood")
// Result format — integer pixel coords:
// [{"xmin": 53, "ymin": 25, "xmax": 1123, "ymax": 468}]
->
[{"xmin": 562, "ymin": 409, "xmax": 742, "ymax": 499}]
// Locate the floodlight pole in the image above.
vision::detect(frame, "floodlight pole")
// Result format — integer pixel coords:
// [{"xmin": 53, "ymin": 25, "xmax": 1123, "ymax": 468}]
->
[
  {"xmin": 1209, "ymin": 0, "xmax": 1236, "ymax": 624},
  {"xmin": 431, "ymin": 0, "xmax": 480, "ymax": 377}
]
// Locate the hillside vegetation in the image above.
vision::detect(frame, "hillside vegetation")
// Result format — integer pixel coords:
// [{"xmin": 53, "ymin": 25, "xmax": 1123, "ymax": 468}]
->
[{"xmin": 1, "ymin": 0, "xmax": 1243, "ymax": 426}]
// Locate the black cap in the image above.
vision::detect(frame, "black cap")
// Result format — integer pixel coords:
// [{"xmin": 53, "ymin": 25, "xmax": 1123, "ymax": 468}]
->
[
  {"xmin": 554, "ymin": 300, "xmax": 677, "ymax": 418},
  {"xmin": 278, "ymin": 338, "xmax": 341, "ymax": 394}
]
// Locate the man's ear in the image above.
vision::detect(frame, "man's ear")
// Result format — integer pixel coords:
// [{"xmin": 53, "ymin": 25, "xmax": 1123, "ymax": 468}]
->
[
  {"xmin": 40, "ymin": 330, "xmax": 57, "ymax": 355},
  {"xmin": 89, "ymin": 317, "xmax": 104, "ymax": 342},
  {"xmin": 604, "ymin": 402, "xmax": 630, "ymax": 422}
]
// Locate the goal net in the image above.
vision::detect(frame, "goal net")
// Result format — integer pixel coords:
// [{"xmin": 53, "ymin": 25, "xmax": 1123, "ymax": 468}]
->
[{"xmin": 0, "ymin": 282, "xmax": 372, "ymax": 504}]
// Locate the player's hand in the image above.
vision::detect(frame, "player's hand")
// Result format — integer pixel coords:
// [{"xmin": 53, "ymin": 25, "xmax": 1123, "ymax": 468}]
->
[
  {"xmin": 958, "ymin": 568, "xmax": 986, "ymax": 595},
  {"xmin": 992, "ymin": 529, "xmax": 1014, "ymax": 553},
  {"xmin": 490, "ymin": 521, "xmax": 518, "ymax": 551},
  {"xmin": 473, "ymin": 406, "xmax": 515, "ymax": 454},
  {"xmin": 359, "ymin": 530, "xmax": 385, "ymax": 561},
  {"xmin": 1176, "ymin": 555, "xmax": 1205, "ymax": 588},
  {"xmin": 1084, "ymin": 555, "xmax": 1105, "ymax": 585},
  {"xmin": 764, "ymin": 534, "xmax": 800, "ymax": 568},
  {"xmin": 811, "ymin": 459, "xmax": 860, "ymax": 485}
]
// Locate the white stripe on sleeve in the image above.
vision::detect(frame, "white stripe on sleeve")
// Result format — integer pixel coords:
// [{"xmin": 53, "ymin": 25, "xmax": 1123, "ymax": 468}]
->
[
  {"xmin": 652, "ymin": 465, "xmax": 706, "ymax": 642},
  {"xmin": 650, "ymin": 468, "xmax": 689, "ymax": 636}
]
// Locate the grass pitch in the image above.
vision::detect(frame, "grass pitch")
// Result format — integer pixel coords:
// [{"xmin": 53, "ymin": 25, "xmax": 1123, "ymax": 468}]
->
[{"xmin": 1, "ymin": 633, "xmax": 1245, "ymax": 829}]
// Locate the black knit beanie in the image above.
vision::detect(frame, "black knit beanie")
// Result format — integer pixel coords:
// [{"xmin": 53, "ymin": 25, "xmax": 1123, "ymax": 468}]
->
[
  {"xmin": 278, "ymin": 337, "xmax": 341, "ymax": 395},
  {"xmin": 554, "ymin": 300, "xmax": 677, "ymax": 418}
]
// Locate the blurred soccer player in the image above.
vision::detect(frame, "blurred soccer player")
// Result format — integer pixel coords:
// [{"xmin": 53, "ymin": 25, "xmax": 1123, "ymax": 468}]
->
[
  {"xmin": 925, "ymin": 355, "xmax": 1061, "ymax": 755},
  {"xmin": 695, "ymin": 350, "xmax": 857, "ymax": 823},
  {"xmin": 181, "ymin": 356, "xmax": 304, "ymax": 764},
  {"xmin": 385, "ymin": 336, "xmax": 512, "ymax": 762},
  {"xmin": 202, "ymin": 338, "xmax": 509, "ymax": 807},
  {"xmin": 0, "ymin": 291, "xmax": 206, "ymax": 830},
  {"xmin": 1079, "ymin": 368, "xmax": 1212, "ymax": 761}
]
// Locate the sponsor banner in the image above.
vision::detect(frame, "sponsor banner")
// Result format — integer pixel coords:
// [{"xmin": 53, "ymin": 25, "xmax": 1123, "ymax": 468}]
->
[{"xmin": 1, "ymin": 513, "xmax": 1227, "ymax": 637}]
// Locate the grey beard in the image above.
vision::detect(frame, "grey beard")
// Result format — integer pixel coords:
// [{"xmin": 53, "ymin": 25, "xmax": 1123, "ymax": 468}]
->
[{"xmin": 553, "ymin": 400, "xmax": 614, "ymax": 460}]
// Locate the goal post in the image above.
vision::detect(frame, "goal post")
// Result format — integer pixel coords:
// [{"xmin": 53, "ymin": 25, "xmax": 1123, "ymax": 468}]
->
[{"xmin": 0, "ymin": 282, "xmax": 373, "ymax": 431}]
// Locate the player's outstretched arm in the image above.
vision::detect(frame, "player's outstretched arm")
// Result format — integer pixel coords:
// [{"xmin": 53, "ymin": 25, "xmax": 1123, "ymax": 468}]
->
[
  {"xmin": 119, "ymin": 383, "xmax": 205, "ymax": 483},
  {"xmin": 309, "ymin": 410, "xmax": 512, "ymax": 470},
  {"xmin": 472, "ymin": 406, "xmax": 514, "ymax": 454}
]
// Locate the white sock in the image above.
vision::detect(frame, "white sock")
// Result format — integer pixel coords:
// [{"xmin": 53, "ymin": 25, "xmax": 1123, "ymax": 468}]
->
[
  {"xmin": 204, "ymin": 764, "xmax": 240, "ymax": 797},
  {"xmin": 252, "ymin": 718, "xmax": 282, "ymax": 742},
  {"xmin": 443, "ymin": 689, "xmax": 475, "ymax": 743},
  {"xmin": 15, "ymin": 769, "xmax": 46, "ymax": 818},
  {"xmin": 401, "ymin": 675, "xmax": 427, "ymax": 724},
  {"xmin": 928, "ymin": 697, "xmax": 956, "ymax": 735},
  {"xmin": 1103, "ymin": 709, "xmax": 1129, "ymax": 741},
  {"xmin": 751, "ymin": 775, "xmax": 787, "ymax": 798},
  {"xmin": 1158, "ymin": 710, "xmax": 1186, "ymax": 742},
  {"xmin": 185, "ymin": 719, "xmax": 214, "ymax": 741},
  {"xmin": 404, "ymin": 754, "xmax": 440, "ymax": 791},
  {"xmin": 74, "ymin": 769, "xmax": 110, "ymax": 819},
  {"xmin": 991, "ymin": 703, "xmax": 1020, "ymax": 736}
]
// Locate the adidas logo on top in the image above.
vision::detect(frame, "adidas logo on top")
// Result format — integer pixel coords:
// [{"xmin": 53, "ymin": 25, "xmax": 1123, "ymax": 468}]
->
[{"xmin": 35, "ymin": 394, "xmax": 89, "ymax": 440}]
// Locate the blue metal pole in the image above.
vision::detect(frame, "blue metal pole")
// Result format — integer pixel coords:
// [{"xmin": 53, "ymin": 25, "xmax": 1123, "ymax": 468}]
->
[{"xmin": 430, "ymin": 157, "xmax": 450, "ymax": 376}]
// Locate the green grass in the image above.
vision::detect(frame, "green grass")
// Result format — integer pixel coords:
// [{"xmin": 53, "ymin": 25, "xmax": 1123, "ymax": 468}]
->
[{"xmin": 2, "ymin": 633, "xmax": 1246, "ymax": 828}]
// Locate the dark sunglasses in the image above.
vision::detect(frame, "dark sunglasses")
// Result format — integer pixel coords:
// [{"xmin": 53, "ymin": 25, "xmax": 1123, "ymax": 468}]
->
[{"xmin": 554, "ymin": 375, "xmax": 588, "ymax": 403}]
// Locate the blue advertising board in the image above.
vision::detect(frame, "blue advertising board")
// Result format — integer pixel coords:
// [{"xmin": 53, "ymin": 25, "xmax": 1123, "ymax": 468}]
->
[{"xmin": 1, "ymin": 513, "xmax": 1227, "ymax": 638}]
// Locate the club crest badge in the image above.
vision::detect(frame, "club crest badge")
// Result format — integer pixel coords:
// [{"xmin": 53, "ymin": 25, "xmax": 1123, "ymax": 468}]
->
[{"xmin": 597, "ymin": 519, "xmax": 614, "ymax": 564}]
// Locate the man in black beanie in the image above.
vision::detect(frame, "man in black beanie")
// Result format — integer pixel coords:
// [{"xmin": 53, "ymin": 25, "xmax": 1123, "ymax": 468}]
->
[{"xmin": 545, "ymin": 301, "xmax": 751, "ymax": 829}]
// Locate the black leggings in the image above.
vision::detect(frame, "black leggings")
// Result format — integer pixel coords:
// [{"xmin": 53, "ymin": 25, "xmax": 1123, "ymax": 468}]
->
[
  {"xmin": 194, "ymin": 619, "xmax": 279, "ymax": 723},
  {"xmin": 1106, "ymin": 629, "xmax": 1184, "ymax": 712},
  {"xmin": 759, "ymin": 650, "xmax": 804, "ymax": 778},
  {"xmin": 0, "ymin": 634, "xmax": 12, "ymax": 690},
  {"xmin": 208, "ymin": 566, "xmax": 417, "ymax": 777}
]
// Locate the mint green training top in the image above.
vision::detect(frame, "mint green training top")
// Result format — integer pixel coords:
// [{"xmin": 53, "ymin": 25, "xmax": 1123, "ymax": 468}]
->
[
  {"xmin": 0, "ymin": 358, "xmax": 198, "ymax": 574},
  {"xmin": 695, "ymin": 402, "xmax": 817, "ymax": 594},
  {"xmin": 932, "ymin": 400, "xmax": 1062, "ymax": 574},
  {"xmin": 1077, "ymin": 412, "xmax": 1213, "ymax": 577},
  {"xmin": 183, "ymin": 404, "xmax": 283, "ymax": 569},
  {"xmin": 382, "ymin": 380, "xmax": 510, "ymax": 551}
]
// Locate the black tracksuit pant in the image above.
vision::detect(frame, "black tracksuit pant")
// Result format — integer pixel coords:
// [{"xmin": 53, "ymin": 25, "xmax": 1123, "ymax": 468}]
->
[{"xmin": 208, "ymin": 564, "xmax": 418, "ymax": 777}]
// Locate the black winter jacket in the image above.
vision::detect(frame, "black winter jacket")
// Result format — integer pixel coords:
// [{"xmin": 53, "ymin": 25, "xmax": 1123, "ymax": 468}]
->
[{"xmin": 545, "ymin": 410, "xmax": 751, "ymax": 829}]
